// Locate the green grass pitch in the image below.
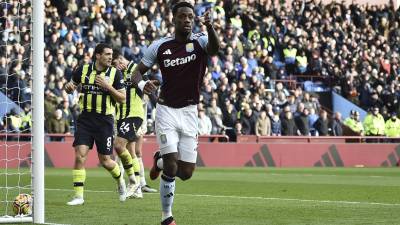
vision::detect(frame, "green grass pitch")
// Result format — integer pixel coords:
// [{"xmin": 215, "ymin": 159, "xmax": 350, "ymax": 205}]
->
[{"xmin": 1, "ymin": 167, "xmax": 400, "ymax": 225}]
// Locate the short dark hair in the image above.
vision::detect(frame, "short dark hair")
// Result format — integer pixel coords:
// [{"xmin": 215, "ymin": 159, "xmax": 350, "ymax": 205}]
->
[
  {"xmin": 172, "ymin": 1, "xmax": 194, "ymax": 15},
  {"xmin": 94, "ymin": 43, "xmax": 112, "ymax": 56},
  {"xmin": 112, "ymin": 48, "xmax": 122, "ymax": 60}
]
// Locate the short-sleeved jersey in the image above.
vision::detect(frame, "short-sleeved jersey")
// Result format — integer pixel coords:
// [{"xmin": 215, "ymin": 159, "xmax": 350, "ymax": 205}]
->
[
  {"xmin": 72, "ymin": 63, "xmax": 124, "ymax": 116},
  {"xmin": 115, "ymin": 61, "xmax": 144, "ymax": 121},
  {"xmin": 141, "ymin": 33, "xmax": 209, "ymax": 108}
]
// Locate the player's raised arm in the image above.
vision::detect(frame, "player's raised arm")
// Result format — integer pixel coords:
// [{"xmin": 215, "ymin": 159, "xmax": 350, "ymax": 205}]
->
[{"xmin": 201, "ymin": 10, "xmax": 220, "ymax": 55}]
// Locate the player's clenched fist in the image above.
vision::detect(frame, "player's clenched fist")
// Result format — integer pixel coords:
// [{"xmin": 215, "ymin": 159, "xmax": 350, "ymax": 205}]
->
[
  {"xmin": 64, "ymin": 81, "xmax": 76, "ymax": 94},
  {"xmin": 143, "ymin": 80, "xmax": 160, "ymax": 95}
]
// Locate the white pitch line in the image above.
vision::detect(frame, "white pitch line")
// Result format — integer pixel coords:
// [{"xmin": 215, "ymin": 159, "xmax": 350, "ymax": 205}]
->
[
  {"xmin": 46, "ymin": 188, "xmax": 400, "ymax": 207},
  {"xmin": 269, "ymin": 173, "xmax": 384, "ymax": 178},
  {"xmin": 43, "ymin": 223, "xmax": 70, "ymax": 225}
]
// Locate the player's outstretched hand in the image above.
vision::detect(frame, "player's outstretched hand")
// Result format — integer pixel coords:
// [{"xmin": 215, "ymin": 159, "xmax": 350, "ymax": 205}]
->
[
  {"xmin": 95, "ymin": 76, "xmax": 111, "ymax": 90},
  {"xmin": 143, "ymin": 80, "xmax": 160, "ymax": 95},
  {"xmin": 64, "ymin": 82, "xmax": 76, "ymax": 94}
]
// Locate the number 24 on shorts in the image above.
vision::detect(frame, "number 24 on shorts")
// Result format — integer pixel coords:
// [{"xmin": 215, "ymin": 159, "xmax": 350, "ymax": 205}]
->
[{"xmin": 119, "ymin": 122, "xmax": 130, "ymax": 134}]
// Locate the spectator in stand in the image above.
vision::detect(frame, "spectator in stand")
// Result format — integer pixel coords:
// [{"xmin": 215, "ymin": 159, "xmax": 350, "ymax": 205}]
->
[
  {"xmin": 302, "ymin": 92, "xmax": 314, "ymax": 110},
  {"xmin": 239, "ymin": 104, "xmax": 257, "ymax": 135},
  {"xmin": 314, "ymin": 109, "xmax": 329, "ymax": 136},
  {"xmin": 207, "ymin": 98, "xmax": 224, "ymax": 134},
  {"xmin": 47, "ymin": 109, "xmax": 70, "ymax": 141},
  {"xmin": 294, "ymin": 102, "xmax": 305, "ymax": 118},
  {"xmin": 20, "ymin": 103, "xmax": 32, "ymax": 133},
  {"xmin": 222, "ymin": 100, "xmax": 237, "ymax": 130},
  {"xmin": 60, "ymin": 100, "xmax": 73, "ymax": 124},
  {"xmin": 285, "ymin": 95, "xmax": 297, "ymax": 113},
  {"xmin": 296, "ymin": 49, "xmax": 308, "ymax": 74},
  {"xmin": 308, "ymin": 107, "xmax": 319, "ymax": 136},
  {"xmin": 233, "ymin": 121, "xmax": 244, "ymax": 142},
  {"xmin": 364, "ymin": 106, "xmax": 385, "ymax": 137},
  {"xmin": 330, "ymin": 112, "xmax": 343, "ymax": 136},
  {"xmin": 343, "ymin": 110, "xmax": 364, "ymax": 136},
  {"xmin": 270, "ymin": 107, "xmax": 282, "ymax": 136},
  {"xmin": 283, "ymin": 40, "xmax": 297, "ymax": 75},
  {"xmin": 385, "ymin": 112, "xmax": 400, "ymax": 138},
  {"xmin": 2, "ymin": 108, "xmax": 21, "ymax": 133},
  {"xmin": 255, "ymin": 111, "xmax": 271, "ymax": 136},
  {"xmin": 295, "ymin": 107, "xmax": 310, "ymax": 136},
  {"xmin": 0, "ymin": 57, "xmax": 7, "ymax": 88},
  {"xmin": 198, "ymin": 108, "xmax": 212, "ymax": 135},
  {"xmin": 44, "ymin": 89, "xmax": 59, "ymax": 131},
  {"xmin": 310, "ymin": 94, "xmax": 321, "ymax": 111},
  {"xmin": 281, "ymin": 109, "xmax": 298, "ymax": 136}
]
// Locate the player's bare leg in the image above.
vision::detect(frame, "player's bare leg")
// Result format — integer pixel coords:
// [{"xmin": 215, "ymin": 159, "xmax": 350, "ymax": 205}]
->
[
  {"xmin": 67, "ymin": 145, "xmax": 89, "ymax": 206},
  {"xmin": 136, "ymin": 135, "xmax": 157, "ymax": 192},
  {"xmin": 98, "ymin": 153, "xmax": 126, "ymax": 202},
  {"xmin": 176, "ymin": 161, "xmax": 195, "ymax": 181}
]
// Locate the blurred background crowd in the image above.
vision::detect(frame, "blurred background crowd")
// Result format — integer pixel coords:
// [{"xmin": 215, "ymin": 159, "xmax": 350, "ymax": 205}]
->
[{"xmin": 0, "ymin": 0, "xmax": 399, "ymax": 141}]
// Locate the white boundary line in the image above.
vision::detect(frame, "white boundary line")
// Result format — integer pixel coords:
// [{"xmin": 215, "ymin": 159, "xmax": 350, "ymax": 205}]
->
[
  {"xmin": 46, "ymin": 188, "xmax": 400, "ymax": 207},
  {"xmin": 42, "ymin": 223, "xmax": 70, "ymax": 225}
]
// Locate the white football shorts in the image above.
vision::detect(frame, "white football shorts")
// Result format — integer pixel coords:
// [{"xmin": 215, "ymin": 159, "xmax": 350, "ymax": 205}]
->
[{"xmin": 155, "ymin": 104, "xmax": 198, "ymax": 163}]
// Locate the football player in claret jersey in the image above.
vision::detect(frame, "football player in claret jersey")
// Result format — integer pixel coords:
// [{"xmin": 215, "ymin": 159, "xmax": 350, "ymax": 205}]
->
[
  {"xmin": 64, "ymin": 43, "xmax": 127, "ymax": 205},
  {"xmin": 130, "ymin": 2, "xmax": 220, "ymax": 224}
]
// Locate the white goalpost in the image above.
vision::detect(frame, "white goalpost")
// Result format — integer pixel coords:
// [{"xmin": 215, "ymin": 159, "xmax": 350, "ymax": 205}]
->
[
  {"xmin": 31, "ymin": 0, "xmax": 44, "ymax": 223},
  {"xmin": 0, "ymin": 0, "xmax": 44, "ymax": 223}
]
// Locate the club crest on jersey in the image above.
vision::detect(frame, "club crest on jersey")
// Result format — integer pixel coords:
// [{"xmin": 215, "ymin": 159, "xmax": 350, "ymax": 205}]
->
[{"xmin": 185, "ymin": 43, "xmax": 194, "ymax": 52}]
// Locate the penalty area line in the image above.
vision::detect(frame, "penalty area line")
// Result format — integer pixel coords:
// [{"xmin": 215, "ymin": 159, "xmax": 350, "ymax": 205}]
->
[{"xmin": 46, "ymin": 188, "xmax": 400, "ymax": 207}]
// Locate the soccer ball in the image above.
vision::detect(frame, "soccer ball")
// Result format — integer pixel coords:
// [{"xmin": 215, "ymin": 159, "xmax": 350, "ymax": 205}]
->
[{"xmin": 12, "ymin": 193, "xmax": 32, "ymax": 216}]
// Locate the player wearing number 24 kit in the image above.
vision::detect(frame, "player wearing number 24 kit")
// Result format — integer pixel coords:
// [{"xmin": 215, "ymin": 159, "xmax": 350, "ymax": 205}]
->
[
  {"xmin": 64, "ymin": 43, "xmax": 127, "ymax": 205},
  {"xmin": 111, "ymin": 50, "xmax": 155, "ymax": 199}
]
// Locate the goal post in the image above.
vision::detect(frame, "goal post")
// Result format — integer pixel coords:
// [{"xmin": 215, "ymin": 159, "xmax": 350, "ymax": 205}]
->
[{"xmin": 32, "ymin": 0, "xmax": 45, "ymax": 223}]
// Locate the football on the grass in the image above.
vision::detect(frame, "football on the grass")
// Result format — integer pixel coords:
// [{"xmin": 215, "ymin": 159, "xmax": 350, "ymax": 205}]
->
[{"xmin": 12, "ymin": 193, "xmax": 32, "ymax": 216}]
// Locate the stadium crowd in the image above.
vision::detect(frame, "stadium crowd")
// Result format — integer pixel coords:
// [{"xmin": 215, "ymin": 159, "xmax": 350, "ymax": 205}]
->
[{"xmin": 0, "ymin": 0, "xmax": 400, "ymax": 140}]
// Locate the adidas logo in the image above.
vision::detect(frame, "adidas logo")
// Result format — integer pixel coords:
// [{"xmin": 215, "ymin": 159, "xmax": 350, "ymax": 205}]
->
[
  {"xmin": 163, "ymin": 49, "xmax": 172, "ymax": 55},
  {"xmin": 381, "ymin": 145, "xmax": 400, "ymax": 167},
  {"xmin": 163, "ymin": 192, "xmax": 174, "ymax": 198},
  {"xmin": 314, "ymin": 145, "xmax": 343, "ymax": 167},
  {"xmin": 245, "ymin": 145, "xmax": 276, "ymax": 167}
]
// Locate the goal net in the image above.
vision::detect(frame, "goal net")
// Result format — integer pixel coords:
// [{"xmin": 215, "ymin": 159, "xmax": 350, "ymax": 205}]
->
[{"xmin": 0, "ymin": 0, "xmax": 44, "ymax": 223}]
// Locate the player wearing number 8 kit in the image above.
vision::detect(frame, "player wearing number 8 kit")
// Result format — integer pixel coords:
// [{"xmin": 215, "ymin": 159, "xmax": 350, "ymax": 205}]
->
[
  {"xmin": 64, "ymin": 43, "xmax": 127, "ymax": 206},
  {"xmin": 112, "ymin": 50, "xmax": 145, "ymax": 198}
]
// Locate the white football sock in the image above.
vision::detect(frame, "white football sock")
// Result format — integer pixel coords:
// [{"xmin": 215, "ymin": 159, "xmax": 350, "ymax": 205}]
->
[
  {"xmin": 138, "ymin": 157, "xmax": 146, "ymax": 186},
  {"xmin": 160, "ymin": 174, "xmax": 175, "ymax": 221}
]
